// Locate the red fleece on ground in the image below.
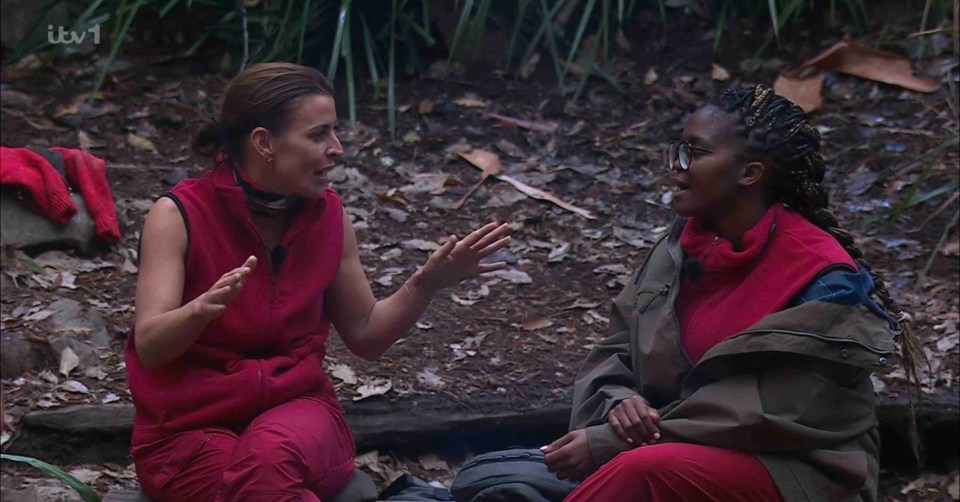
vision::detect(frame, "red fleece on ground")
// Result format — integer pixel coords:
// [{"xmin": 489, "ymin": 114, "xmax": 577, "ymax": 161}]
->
[
  {"xmin": 0, "ymin": 147, "xmax": 77, "ymax": 225},
  {"xmin": 0, "ymin": 146, "xmax": 120, "ymax": 243}
]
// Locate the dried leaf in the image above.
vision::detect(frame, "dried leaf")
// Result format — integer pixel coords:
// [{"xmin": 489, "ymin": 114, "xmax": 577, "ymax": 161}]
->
[
  {"xmin": 936, "ymin": 333, "xmax": 959, "ymax": 353},
  {"xmin": 329, "ymin": 363, "xmax": 358, "ymax": 385},
  {"xmin": 940, "ymin": 239, "xmax": 959, "ymax": 257},
  {"xmin": 451, "ymin": 293, "xmax": 481, "ymax": 306},
  {"xmin": 59, "ymin": 347, "xmax": 80, "ymax": 377},
  {"xmin": 127, "ymin": 133, "xmax": 158, "ymax": 153},
  {"xmin": 458, "ymin": 149, "xmax": 504, "ymax": 179},
  {"xmin": 380, "ymin": 248, "xmax": 402, "ymax": 261},
  {"xmin": 78, "ymin": 130, "xmax": 105, "ymax": 150},
  {"xmin": 354, "ymin": 378, "xmax": 392, "ymax": 401},
  {"xmin": 69, "ymin": 468, "xmax": 102, "ymax": 485},
  {"xmin": 644, "ymin": 68, "xmax": 659, "ymax": 85},
  {"xmin": 123, "ymin": 257, "xmax": 139, "ymax": 274},
  {"xmin": 454, "ymin": 149, "xmax": 505, "ymax": 208},
  {"xmin": 494, "ymin": 172, "xmax": 596, "ymax": 219},
  {"xmin": 711, "ymin": 64, "xmax": 731, "ymax": 81},
  {"xmin": 419, "ymin": 453, "xmax": 449, "ymax": 471},
  {"xmin": 774, "ymin": 40, "xmax": 939, "ymax": 112},
  {"xmin": 402, "ymin": 130, "xmax": 421, "ymax": 143},
  {"xmin": 399, "ymin": 173, "xmax": 450, "ymax": 195},
  {"xmin": 401, "ymin": 239, "xmax": 440, "ymax": 252},
  {"xmin": 23, "ymin": 308, "xmax": 55, "ymax": 322},
  {"xmin": 84, "ymin": 365, "xmax": 108, "ymax": 380},
  {"xmin": 39, "ymin": 370, "xmax": 59, "ymax": 384},
  {"xmin": 519, "ymin": 52, "xmax": 540, "ymax": 80},
  {"xmin": 102, "ymin": 393, "xmax": 120, "ymax": 404},
  {"xmin": 486, "ymin": 113, "xmax": 558, "ymax": 134},
  {"xmin": 454, "ymin": 96, "xmax": 489, "ymax": 108},
  {"xmin": 564, "ymin": 299, "xmax": 602, "ymax": 310},
  {"xmin": 417, "ymin": 368, "xmax": 445, "ymax": 389},
  {"xmin": 59, "ymin": 380, "xmax": 89, "ymax": 394},
  {"xmin": 58, "ymin": 271, "xmax": 77, "ymax": 290},
  {"xmin": 488, "ymin": 268, "xmax": 532, "ymax": 284},
  {"xmin": 547, "ymin": 242, "xmax": 570, "ymax": 263},
  {"xmin": 495, "ymin": 139, "xmax": 525, "ymax": 158},
  {"xmin": 521, "ymin": 316, "xmax": 554, "ymax": 331}
]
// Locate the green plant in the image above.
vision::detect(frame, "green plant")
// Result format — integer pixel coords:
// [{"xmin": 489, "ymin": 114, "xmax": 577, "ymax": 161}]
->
[
  {"xmin": 0, "ymin": 454, "xmax": 101, "ymax": 502},
  {"xmin": 9, "ymin": 0, "xmax": 956, "ymax": 126}
]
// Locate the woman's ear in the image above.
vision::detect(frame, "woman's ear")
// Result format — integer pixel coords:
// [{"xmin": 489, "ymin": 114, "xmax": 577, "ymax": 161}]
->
[
  {"xmin": 249, "ymin": 127, "xmax": 274, "ymax": 160},
  {"xmin": 739, "ymin": 161, "xmax": 767, "ymax": 188}
]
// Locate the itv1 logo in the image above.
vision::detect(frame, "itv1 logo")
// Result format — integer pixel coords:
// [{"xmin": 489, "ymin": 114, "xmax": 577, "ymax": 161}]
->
[{"xmin": 47, "ymin": 24, "xmax": 101, "ymax": 45}]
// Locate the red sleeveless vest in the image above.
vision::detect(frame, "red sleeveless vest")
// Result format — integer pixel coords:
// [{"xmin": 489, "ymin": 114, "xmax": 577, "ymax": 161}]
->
[{"xmin": 125, "ymin": 165, "xmax": 344, "ymax": 445}]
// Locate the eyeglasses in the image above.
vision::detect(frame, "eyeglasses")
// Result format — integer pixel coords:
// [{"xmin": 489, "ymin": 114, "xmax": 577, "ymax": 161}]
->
[{"xmin": 665, "ymin": 141, "xmax": 714, "ymax": 172}]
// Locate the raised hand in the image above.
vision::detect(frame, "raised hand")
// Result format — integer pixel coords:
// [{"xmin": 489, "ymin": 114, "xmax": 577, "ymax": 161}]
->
[
  {"xmin": 542, "ymin": 429, "xmax": 595, "ymax": 481},
  {"xmin": 608, "ymin": 395, "xmax": 661, "ymax": 446},
  {"xmin": 415, "ymin": 222, "xmax": 511, "ymax": 291},
  {"xmin": 191, "ymin": 255, "xmax": 257, "ymax": 320}
]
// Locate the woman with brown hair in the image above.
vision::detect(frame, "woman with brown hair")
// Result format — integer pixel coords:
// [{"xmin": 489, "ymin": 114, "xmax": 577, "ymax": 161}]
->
[
  {"xmin": 125, "ymin": 62, "xmax": 511, "ymax": 502},
  {"xmin": 542, "ymin": 85, "xmax": 919, "ymax": 501}
]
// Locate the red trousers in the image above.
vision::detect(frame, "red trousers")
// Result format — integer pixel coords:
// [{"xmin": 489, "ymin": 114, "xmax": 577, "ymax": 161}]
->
[
  {"xmin": 133, "ymin": 396, "xmax": 356, "ymax": 502},
  {"xmin": 565, "ymin": 443, "xmax": 783, "ymax": 502}
]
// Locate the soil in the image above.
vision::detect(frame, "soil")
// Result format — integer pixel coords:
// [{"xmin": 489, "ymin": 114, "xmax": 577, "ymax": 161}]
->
[{"xmin": 1, "ymin": 6, "xmax": 958, "ymax": 500}]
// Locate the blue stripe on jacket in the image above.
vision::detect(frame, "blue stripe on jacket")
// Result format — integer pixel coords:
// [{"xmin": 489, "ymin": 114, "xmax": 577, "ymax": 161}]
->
[{"xmin": 791, "ymin": 265, "xmax": 899, "ymax": 330}]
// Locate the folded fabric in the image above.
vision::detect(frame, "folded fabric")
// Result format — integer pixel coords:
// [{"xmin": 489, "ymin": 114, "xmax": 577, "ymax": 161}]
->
[
  {"xmin": 0, "ymin": 146, "xmax": 120, "ymax": 244},
  {"xmin": 0, "ymin": 147, "xmax": 77, "ymax": 225},
  {"xmin": 52, "ymin": 147, "xmax": 120, "ymax": 243}
]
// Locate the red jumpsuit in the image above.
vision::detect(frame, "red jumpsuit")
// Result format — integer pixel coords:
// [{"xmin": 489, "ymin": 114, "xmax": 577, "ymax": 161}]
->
[{"xmin": 126, "ymin": 165, "xmax": 354, "ymax": 501}]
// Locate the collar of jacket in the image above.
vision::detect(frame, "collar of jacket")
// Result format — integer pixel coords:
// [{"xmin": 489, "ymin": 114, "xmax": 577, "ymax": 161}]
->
[
  {"xmin": 210, "ymin": 164, "xmax": 326, "ymax": 244},
  {"xmin": 659, "ymin": 218, "xmax": 898, "ymax": 374}
]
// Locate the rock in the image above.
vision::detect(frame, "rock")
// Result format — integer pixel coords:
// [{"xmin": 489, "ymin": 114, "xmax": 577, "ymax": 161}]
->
[
  {"xmin": 0, "ymin": 187, "xmax": 102, "ymax": 257},
  {"xmin": 0, "ymin": 485, "xmax": 39, "ymax": 502},
  {"xmin": 162, "ymin": 168, "xmax": 188, "ymax": 186},
  {"xmin": 0, "ymin": 330, "xmax": 46, "ymax": 378},
  {"xmin": 0, "ymin": 271, "xmax": 14, "ymax": 293},
  {"xmin": 0, "ymin": 0, "xmax": 67, "ymax": 52},
  {"xmin": 46, "ymin": 298, "xmax": 111, "ymax": 370},
  {"xmin": 0, "ymin": 89, "xmax": 33, "ymax": 109}
]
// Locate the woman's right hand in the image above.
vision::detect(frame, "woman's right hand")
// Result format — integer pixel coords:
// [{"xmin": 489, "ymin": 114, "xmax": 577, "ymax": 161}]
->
[
  {"xmin": 608, "ymin": 395, "xmax": 661, "ymax": 445},
  {"xmin": 191, "ymin": 255, "xmax": 257, "ymax": 320}
]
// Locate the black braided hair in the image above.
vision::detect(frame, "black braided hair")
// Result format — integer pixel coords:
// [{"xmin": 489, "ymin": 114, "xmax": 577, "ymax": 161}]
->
[{"xmin": 707, "ymin": 84, "xmax": 924, "ymax": 459}]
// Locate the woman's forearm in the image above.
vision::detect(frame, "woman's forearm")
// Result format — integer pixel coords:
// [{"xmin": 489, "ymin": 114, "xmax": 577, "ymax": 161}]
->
[
  {"xmin": 352, "ymin": 273, "xmax": 435, "ymax": 360},
  {"xmin": 134, "ymin": 300, "xmax": 212, "ymax": 368}
]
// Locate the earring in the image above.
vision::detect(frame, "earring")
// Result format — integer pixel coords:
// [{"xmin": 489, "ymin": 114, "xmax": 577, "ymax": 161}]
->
[{"xmin": 266, "ymin": 156, "xmax": 274, "ymax": 163}]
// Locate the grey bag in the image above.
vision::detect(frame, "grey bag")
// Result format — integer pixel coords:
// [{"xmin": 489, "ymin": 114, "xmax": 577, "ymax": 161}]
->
[
  {"xmin": 450, "ymin": 449, "xmax": 578, "ymax": 502},
  {"xmin": 380, "ymin": 474, "xmax": 454, "ymax": 501}
]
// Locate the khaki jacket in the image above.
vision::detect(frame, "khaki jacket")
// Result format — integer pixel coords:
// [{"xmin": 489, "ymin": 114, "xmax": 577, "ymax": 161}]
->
[{"xmin": 570, "ymin": 220, "xmax": 897, "ymax": 502}]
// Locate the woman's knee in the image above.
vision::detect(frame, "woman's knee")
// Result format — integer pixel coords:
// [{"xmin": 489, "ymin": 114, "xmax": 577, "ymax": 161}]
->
[{"xmin": 610, "ymin": 443, "xmax": 696, "ymax": 478}]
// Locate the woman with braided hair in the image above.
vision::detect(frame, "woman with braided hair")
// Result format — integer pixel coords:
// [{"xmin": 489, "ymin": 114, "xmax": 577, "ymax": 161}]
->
[{"xmin": 542, "ymin": 84, "xmax": 918, "ymax": 502}]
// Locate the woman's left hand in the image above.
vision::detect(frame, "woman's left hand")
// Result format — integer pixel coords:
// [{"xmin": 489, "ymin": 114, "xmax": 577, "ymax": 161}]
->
[
  {"xmin": 542, "ymin": 429, "xmax": 596, "ymax": 481},
  {"xmin": 414, "ymin": 222, "xmax": 511, "ymax": 292}
]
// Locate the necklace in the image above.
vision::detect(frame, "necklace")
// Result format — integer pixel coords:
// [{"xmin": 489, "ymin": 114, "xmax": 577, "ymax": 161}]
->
[{"xmin": 233, "ymin": 168, "xmax": 299, "ymax": 214}]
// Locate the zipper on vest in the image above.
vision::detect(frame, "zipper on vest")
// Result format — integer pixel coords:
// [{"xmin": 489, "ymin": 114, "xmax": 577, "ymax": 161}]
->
[{"xmin": 638, "ymin": 283, "xmax": 670, "ymax": 312}]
